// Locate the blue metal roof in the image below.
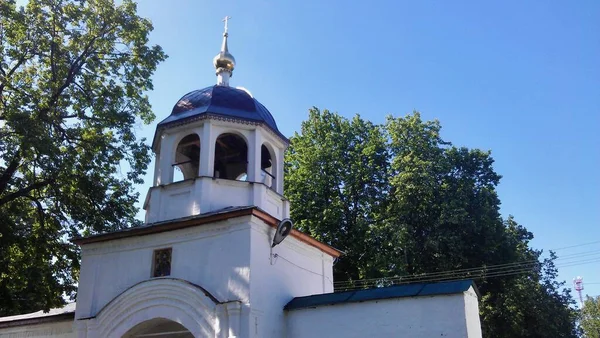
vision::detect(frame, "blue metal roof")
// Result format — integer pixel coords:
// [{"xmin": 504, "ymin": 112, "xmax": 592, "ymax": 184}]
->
[
  {"xmin": 284, "ymin": 280, "xmax": 478, "ymax": 311},
  {"xmin": 157, "ymin": 85, "xmax": 286, "ymax": 141}
]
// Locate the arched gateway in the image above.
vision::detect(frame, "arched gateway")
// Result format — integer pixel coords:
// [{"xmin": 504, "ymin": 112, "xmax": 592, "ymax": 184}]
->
[
  {"xmin": 75, "ymin": 278, "xmax": 228, "ymax": 337},
  {"xmin": 123, "ymin": 319, "xmax": 192, "ymax": 338}
]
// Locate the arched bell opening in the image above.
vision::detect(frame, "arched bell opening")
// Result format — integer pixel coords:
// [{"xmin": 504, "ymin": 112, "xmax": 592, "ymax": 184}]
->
[
  {"xmin": 261, "ymin": 143, "xmax": 277, "ymax": 190},
  {"xmin": 172, "ymin": 134, "xmax": 201, "ymax": 183},
  {"xmin": 214, "ymin": 133, "xmax": 248, "ymax": 181},
  {"xmin": 123, "ymin": 318, "xmax": 194, "ymax": 338}
]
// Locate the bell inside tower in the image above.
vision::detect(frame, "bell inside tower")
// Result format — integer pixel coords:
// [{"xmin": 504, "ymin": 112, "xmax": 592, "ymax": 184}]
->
[
  {"xmin": 214, "ymin": 133, "xmax": 248, "ymax": 180},
  {"xmin": 173, "ymin": 134, "xmax": 200, "ymax": 182},
  {"xmin": 261, "ymin": 144, "xmax": 275, "ymax": 188}
]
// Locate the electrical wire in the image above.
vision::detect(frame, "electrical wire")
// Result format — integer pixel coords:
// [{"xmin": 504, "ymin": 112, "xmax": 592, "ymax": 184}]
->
[
  {"xmin": 272, "ymin": 253, "xmax": 335, "ymax": 286},
  {"xmin": 329, "ymin": 239, "xmax": 600, "ymax": 291},
  {"xmin": 333, "ymin": 255, "xmax": 600, "ymax": 291},
  {"xmin": 551, "ymin": 240, "xmax": 600, "ymax": 251},
  {"xmin": 333, "ymin": 250, "xmax": 600, "ymax": 286}
]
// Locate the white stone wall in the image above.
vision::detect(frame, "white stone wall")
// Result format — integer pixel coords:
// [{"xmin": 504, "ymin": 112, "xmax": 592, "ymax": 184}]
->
[
  {"xmin": 0, "ymin": 320, "xmax": 74, "ymax": 338},
  {"xmin": 75, "ymin": 214, "xmax": 336, "ymax": 337},
  {"xmin": 464, "ymin": 287, "xmax": 483, "ymax": 337},
  {"xmin": 285, "ymin": 288, "xmax": 482, "ymax": 338},
  {"xmin": 76, "ymin": 216, "xmax": 254, "ymax": 320},
  {"xmin": 247, "ymin": 216, "xmax": 335, "ymax": 338}
]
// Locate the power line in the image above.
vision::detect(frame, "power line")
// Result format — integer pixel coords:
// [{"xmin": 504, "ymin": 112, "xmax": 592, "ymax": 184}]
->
[
  {"xmin": 335, "ymin": 269, "xmax": 536, "ymax": 292},
  {"xmin": 551, "ymin": 240, "xmax": 600, "ymax": 251},
  {"xmin": 333, "ymin": 256, "xmax": 600, "ymax": 290},
  {"xmin": 555, "ymin": 249, "xmax": 600, "ymax": 259},
  {"xmin": 333, "ymin": 250, "xmax": 600, "ymax": 286},
  {"xmin": 331, "ymin": 239, "xmax": 600, "ymax": 291}
]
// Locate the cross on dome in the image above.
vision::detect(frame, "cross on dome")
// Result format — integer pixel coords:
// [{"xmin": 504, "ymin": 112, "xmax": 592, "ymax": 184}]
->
[
  {"xmin": 223, "ymin": 16, "xmax": 231, "ymax": 34},
  {"xmin": 213, "ymin": 16, "xmax": 236, "ymax": 86}
]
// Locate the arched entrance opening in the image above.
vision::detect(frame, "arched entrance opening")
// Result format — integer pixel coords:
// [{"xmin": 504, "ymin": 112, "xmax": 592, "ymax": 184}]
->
[
  {"xmin": 214, "ymin": 133, "xmax": 248, "ymax": 181},
  {"xmin": 123, "ymin": 318, "xmax": 194, "ymax": 338},
  {"xmin": 173, "ymin": 133, "xmax": 201, "ymax": 183},
  {"xmin": 87, "ymin": 278, "xmax": 219, "ymax": 337}
]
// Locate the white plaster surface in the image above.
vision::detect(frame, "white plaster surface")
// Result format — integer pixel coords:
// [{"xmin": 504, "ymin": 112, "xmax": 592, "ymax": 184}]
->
[
  {"xmin": 0, "ymin": 303, "xmax": 75, "ymax": 324},
  {"xmin": 73, "ymin": 214, "xmax": 335, "ymax": 338},
  {"xmin": 247, "ymin": 217, "xmax": 335, "ymax": 337},
  {"xmin": 464, "ymin": 287, "xmax": 483, "ymax": 337},
  {"xmin": 75, "ymin": 216, "xmax": 254, "ymax": 321},
  {"xmin": 285, "ymin": 289, "xmax": 482, "ymax": 338},
  {"xmin": 0, "ymin": 320, "xmax": 74, "ymax": 338}
]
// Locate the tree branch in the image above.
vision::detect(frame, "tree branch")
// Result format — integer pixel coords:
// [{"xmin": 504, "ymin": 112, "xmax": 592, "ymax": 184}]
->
[
  {"xmin": 41, "ymin": 24, "xmax": 111, "ymax": 118},
  {"xmin": 0, "ymin": 178, "xmax": 54, "ymax": 207},
  {"xmin": 24, "ymin": 194, "xmax": 45, "ymax": 230},
  {"xmin": 0, "ymin": 54, "xmax": 29, "ymax": 95},
  {"xmin": 0, "ymin": 150, "xmax": 21, "ymax": 196}
]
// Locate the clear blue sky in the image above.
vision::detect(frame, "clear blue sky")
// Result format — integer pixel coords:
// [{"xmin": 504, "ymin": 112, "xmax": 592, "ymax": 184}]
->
[{"xmin": 128, "ymin": 1, "xmax": 600, "ymax": 299}]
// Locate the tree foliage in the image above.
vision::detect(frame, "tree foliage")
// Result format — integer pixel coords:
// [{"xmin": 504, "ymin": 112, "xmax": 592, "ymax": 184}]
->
[
  {"xmin": 285, "ymin": 107, "xmax": 579, "ymax": 337},
  {"xmin": 581, "ymin": 295, "xmax": 600, "ymax": 338},
  {"xmin": 0, "ymin": 0, "xmax": 166, "ymax": 315}
]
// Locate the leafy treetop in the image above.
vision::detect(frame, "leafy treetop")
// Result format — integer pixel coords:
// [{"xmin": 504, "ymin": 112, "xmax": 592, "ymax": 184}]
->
[{"xmin": 0, "ymin": 0, "xmax": 166, "ymax": 315}]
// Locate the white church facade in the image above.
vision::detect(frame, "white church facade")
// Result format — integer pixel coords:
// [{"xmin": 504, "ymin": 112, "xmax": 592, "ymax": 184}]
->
[{"xmin": 0, "ymin": 19, "xmax": 483, "ymax": 338}]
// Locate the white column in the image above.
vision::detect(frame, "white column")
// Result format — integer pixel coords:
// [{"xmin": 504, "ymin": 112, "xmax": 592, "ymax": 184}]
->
[
  {"xmin": 152, "ymin": 152, "xmax": 161, "ymax": 186},
  {"xmin": 277, "ymin": 147, "xmax": 285, "ymax": 194},
  {"xmin": 226, "ymin": 301, "xmax": 242, "ymax": 338},
  {"xmin": 198, "ymin": 123, "xmax": 215, "ymax": 214},
  {"xmin": 158, "ymin": 133, "xmax": 175, "ymax": 185},
  {"xmin": 215, "ymin": 304, "xmax": 227, "ymax": 338},
  {"xmin": 199, "ymin": 122, "xmax": 215, "ymax": 177},
  {"xmin": 247, "ymin": 130, "xmax": 262, "ymax": 183}
]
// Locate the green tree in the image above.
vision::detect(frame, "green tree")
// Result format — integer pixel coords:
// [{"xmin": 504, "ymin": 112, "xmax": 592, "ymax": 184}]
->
[
  {"xmin": 285, "ymin": 108, "xmax": 578, "ymax": 337},
  {"xmin": 285, "ymin": 108, "xmax": 390, "ymax": 282},
  {"xmin": 0, "ymin": 0, "xmax": 166, "ymax": 315},
  {"xmin": 581, "ymin": 295, "xmax": 600, "ymax": 337}
]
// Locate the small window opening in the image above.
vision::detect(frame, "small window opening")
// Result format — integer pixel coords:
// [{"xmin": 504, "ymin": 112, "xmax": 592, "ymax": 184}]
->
[
  {"xmin": 214, "ymin": 133, "xmax": 248, "ymax": 180},
  {"xmin": 261, "ymin": 144, "xmax": 275, "ymax": 189},
  {"xmin": 173, "ymin": 134, "xmax": 200, "ymax": 182},
  {"xmin": 152, "ymin": 248, "xmax": 172, "ymax": 277}
]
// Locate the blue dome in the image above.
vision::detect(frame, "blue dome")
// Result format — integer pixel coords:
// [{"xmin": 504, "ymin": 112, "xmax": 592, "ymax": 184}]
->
[{"xmin": 157, "ymin": 85, "xmax": 284, "ymax": 140}]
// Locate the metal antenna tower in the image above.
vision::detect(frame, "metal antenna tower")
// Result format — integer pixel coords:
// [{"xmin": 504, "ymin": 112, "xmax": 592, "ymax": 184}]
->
[{"xmin": 573, "ymin": 276, "xmax": 584, "ymax": 308}]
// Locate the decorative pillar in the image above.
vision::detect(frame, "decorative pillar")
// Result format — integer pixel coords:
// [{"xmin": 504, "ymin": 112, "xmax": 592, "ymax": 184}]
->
[
  {"xmin": 153, "ymin": 150, "xmax": 161, "ymax": 186},
  {"xmin": 277, "ymin": 147, "xmax": 285, "ymax": 194},
  {"xmin": 215, "ymin": 304, "xmax": 227, "ymax": 338},
  {"xmin": 248, "ymin": 130, "xmax": 262, "ymax": 183},
  {"xmin": 158, "ymin": 133, "xmax": 175, "ymax": 185},
  {"xmin": 199, "ymin": 122, "xmax": 215, "ymax": 177},
  {"xmin": 226, "ymin": 301, "xmax": 242, "ymax": 338}
]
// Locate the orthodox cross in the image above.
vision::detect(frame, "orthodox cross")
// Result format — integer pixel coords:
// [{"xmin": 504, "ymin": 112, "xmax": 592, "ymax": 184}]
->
[{"xmin": 222, "ymin": 16, "xmax": 231, "ymax": 34}]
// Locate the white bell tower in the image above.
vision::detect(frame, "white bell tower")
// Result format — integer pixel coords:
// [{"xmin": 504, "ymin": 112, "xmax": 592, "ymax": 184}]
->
[{"xmin": 143, "ymin": 19, "xmax": 289, "ymax": 224}]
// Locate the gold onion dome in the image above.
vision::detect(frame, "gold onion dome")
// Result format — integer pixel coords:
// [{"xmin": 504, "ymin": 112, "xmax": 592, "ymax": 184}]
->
[{"xmin": 213, "ymin": 16, "xmax": 235, "ymax": 78}]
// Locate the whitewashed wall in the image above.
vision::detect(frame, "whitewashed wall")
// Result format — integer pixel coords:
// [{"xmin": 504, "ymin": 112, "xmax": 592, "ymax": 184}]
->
[
  {"xmin": 76, "ymin": 216, "xmax": 253, "ymax": 320},
  {"xmin": 75, "ymin": 214, "xmax": 335, "ymax": 338},
  {"xmin": 0, "ymin": 320, "xmax": 74, "ymax": 338},
  {"xmin": 285, "ymin": 288, "xmax": 482, "ymax": 338},
  {"xmin": 248, "ymin": 219, "xmax": 335, "ymax": 337}
]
